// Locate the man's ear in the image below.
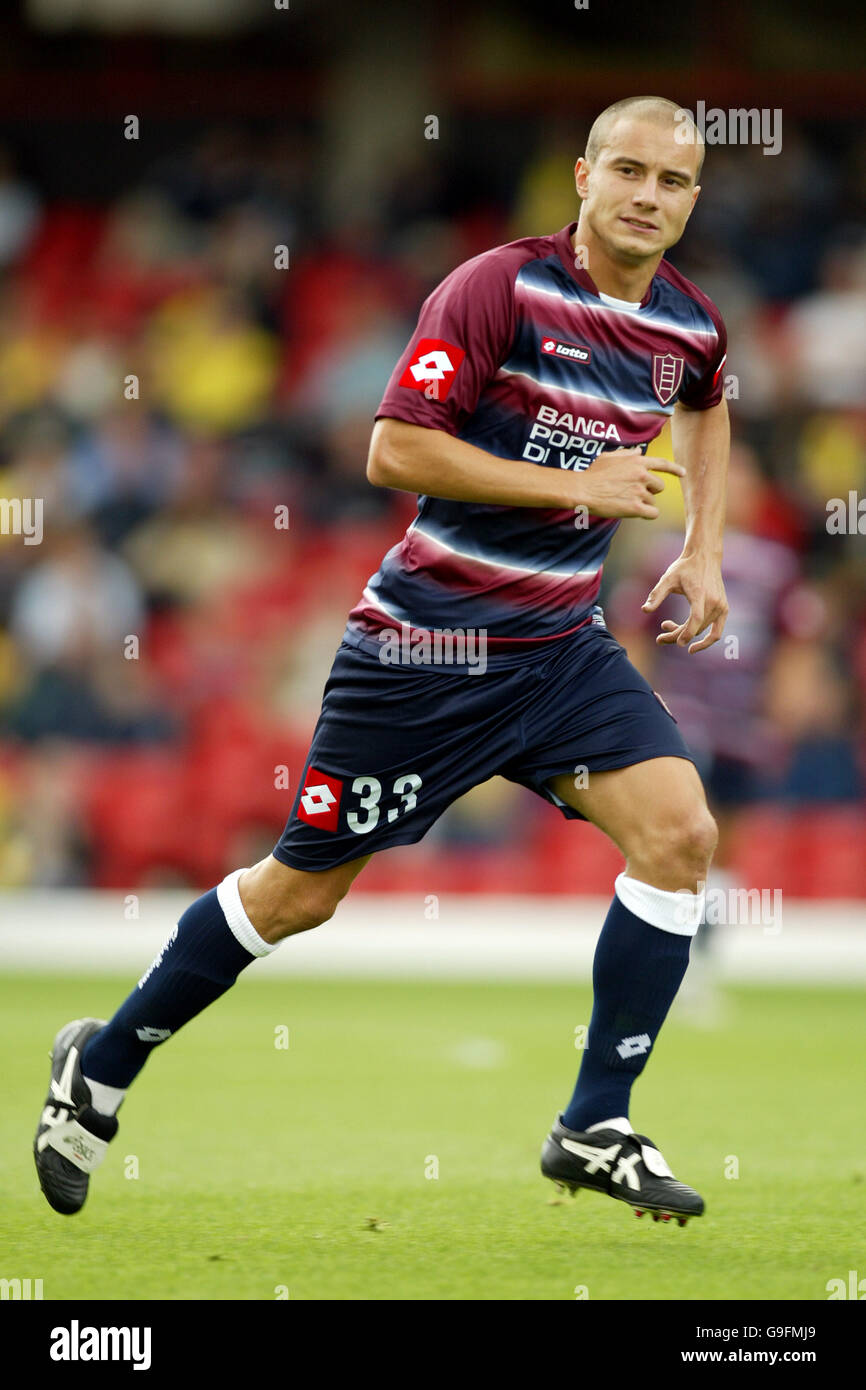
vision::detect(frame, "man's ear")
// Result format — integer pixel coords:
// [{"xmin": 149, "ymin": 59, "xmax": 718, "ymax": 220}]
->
[{"xmin": 574, "ymin": 156, "xmax": 591, "ymax": 200}]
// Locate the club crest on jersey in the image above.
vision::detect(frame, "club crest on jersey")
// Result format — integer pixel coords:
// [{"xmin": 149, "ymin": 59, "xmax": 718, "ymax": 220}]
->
[
  {"xmin": 399, "ymin": 338, "xmax": 466, "ymax": 400},
  {"xmin": 652, "ymin": 353, "xmax": 685, "ymax": 406},
  {"xmin": 298, "ymin": 768, "xmax": 343, "ymax": 832}
]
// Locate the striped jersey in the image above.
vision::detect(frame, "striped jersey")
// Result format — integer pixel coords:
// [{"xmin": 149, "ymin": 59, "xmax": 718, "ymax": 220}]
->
[{"xmin": 344, "ymin": 221, "xmax": 726, "ymax": 653}]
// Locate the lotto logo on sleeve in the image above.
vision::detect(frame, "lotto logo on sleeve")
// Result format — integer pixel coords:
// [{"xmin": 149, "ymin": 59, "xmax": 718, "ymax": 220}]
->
[
  {"xmin": 298, "ymin": 768, "xmax": 343, "ymax": 832},
  {"xmin": 399, "ymin": 339, "xmax": 466, "ymax": 399}
]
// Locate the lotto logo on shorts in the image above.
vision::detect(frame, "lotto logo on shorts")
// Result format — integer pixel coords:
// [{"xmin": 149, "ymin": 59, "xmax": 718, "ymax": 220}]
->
[
  {"xmin": 399, "ymin": 339, "xmax": 465, "ymax": 399},
  {"xmin": 298, "ymin": 768, "xmax": 343, "ymax": 832}
]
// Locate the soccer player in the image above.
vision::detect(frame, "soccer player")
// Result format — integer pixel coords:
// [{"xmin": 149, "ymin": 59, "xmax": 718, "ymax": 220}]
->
[{"xmin": 35, "ymin": 96, "xmax": 729, "ymax": 1225}]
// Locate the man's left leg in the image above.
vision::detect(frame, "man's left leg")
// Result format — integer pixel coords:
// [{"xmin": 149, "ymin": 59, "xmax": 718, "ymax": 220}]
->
[{"xmin": 540, "ymin": 755, "xmax": 717, "ymax": 1222}]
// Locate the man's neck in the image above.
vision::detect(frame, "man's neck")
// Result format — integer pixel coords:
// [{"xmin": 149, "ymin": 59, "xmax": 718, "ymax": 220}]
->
[{"xmin": 571, "ymin": 226, "xmax": 660, "ymax": 303}]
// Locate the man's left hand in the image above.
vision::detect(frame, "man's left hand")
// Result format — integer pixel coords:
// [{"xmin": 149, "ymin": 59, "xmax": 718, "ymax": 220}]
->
[{"xmin": 642, "ymin": 554, "xmax": 728, "ymax": 653}]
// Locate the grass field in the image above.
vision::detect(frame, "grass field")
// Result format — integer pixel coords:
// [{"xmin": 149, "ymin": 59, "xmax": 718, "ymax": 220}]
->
[{"xmin": 4, "ymin": 974, "xmax": 865, "ymax": 1301}]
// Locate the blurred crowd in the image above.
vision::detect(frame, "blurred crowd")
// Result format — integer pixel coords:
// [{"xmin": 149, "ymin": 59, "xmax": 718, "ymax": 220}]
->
[{"xmin": 0, "ymin": 114, "xmax": 863, "ymax": 890}]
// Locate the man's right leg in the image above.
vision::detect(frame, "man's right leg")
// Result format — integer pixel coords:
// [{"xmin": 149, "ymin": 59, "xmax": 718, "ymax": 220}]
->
[
  {"xmin": 34, "ymin": 853, "xmax": 370, "ymax": 1214},
  {"xmin": 37, "ymin": 634, "xmax": 543, "ymax": 1213}
]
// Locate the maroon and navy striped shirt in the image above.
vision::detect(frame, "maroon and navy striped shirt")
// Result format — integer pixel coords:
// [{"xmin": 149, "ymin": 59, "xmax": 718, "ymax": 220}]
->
[{"xmin": 345, "ymin": 221, "xmax": 726, "ymax": 653}]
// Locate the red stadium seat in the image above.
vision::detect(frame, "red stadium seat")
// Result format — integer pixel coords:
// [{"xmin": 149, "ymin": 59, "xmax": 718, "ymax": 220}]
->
[
  {"xmin": 731, "ymin": 807, "xmax": 866, "ymax": 898},
  {"xmin": 84, "ymin": 749, "xmax": 193, "ymax": 887},
  {"xmin": 791, "ymin": 810, "xmax": 866, "ymax": 897}
]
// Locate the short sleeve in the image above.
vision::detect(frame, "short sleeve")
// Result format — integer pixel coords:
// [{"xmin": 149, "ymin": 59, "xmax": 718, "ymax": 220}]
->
[
  {"xmin": 375, "ymin": 247, "xmax": 521, "ymax": 437},
  {"xmin": 677, "ymin": 303, "xmax": 728, "ymax": 410}
]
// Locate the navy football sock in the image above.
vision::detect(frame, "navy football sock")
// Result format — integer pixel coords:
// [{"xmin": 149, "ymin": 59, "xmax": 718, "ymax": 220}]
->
[
  {"xmin": 81, "ymin": 870, "xmax": 276, "ymax": 1091},
  {"xmin": 562, "ymin": 875, "xmax": 702, "ymax": 1132}
]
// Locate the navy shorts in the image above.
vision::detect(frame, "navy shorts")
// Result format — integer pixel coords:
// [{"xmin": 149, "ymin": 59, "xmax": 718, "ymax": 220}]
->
[{"xmin": 273, "ymin": 621, "xmax": 695, "ymax": 872}]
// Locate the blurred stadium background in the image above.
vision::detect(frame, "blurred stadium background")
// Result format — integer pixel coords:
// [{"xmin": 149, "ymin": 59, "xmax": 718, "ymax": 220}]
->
[
  {"xmin": 0, "ymin": 0, "xmax": 863, "ymax": 951},
  {"xmin": 1, "ymin": 0, "xmax": 865, "ymax": 1307}
]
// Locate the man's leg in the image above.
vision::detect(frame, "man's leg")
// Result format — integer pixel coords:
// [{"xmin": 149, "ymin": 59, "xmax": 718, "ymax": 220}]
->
[
  {"xmin": 540, "ymin": 756, "xmax": 716, "ymax": 1221},
  {"xmin": 81, "ymin": 853, "xmax": 372, "ymax": 1093},
  {"xmin": 550, "ymin": 756, "xmax": 716, "ymax": 1127},
  {"xmin": 34, "ymin": 853, "xmax": 370, "ymax": 1214}
]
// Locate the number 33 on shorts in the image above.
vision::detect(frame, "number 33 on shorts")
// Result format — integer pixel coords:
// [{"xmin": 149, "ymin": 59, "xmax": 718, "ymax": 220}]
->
[{"xmin": 297, "ymin": 767, "xmax": 423, "ymax": 835}]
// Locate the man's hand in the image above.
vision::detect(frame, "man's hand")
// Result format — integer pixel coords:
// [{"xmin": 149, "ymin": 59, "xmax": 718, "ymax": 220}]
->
[
  {"xmin": 642, "ymin": 553, "xmax": 729, "ymax": 653},
  {"xmin": 576, "ymin": 449, "xmax": 685, "ymax": 519}
]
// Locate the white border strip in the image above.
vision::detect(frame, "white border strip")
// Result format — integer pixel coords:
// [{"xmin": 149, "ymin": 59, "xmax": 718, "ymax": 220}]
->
[{"xmin": 0, "ymin": 893, "xmax": 864, "ymax": 984}]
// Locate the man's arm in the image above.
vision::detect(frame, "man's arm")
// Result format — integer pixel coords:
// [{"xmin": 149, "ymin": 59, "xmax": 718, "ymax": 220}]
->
[
  {"xmin": 641, "ymin": 397, "xmax": 730, "ymax": 653},
  {"xmin": 367, "ymin": 417, "xmax": 685, "ymax": 519}
]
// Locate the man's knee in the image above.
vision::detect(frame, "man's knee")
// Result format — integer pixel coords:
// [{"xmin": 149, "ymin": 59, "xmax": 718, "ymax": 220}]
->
[
  {"xmin": 276, "ymin": 881, "xmax": 343, "ymax": 936},
  {"xmin": 238, "ymin": 857, "xmax": 358, "ymax": 943},
  {"xmin": 629, "ymin": 805, "xmax": 718, "ymax": 887}
]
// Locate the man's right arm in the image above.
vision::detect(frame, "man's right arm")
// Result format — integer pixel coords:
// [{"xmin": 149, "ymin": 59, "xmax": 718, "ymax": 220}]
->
[{"xmin": 367, "ymin": 417, "xmax": 684, "ymax": 520}]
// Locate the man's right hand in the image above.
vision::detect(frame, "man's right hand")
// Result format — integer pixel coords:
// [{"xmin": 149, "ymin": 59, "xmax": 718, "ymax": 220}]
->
[{"xmin": 573, "ymin": 449, "xmax": 686, "ymax": 519}]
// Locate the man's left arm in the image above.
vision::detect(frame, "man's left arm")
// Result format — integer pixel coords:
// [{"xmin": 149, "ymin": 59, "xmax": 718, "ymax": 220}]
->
[{"xmin": 642, "ymin": 397, "xmax": 730, "ymax": 653}]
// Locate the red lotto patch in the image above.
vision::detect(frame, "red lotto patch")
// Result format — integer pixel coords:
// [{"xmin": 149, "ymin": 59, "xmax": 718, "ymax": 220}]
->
[
  {"xmin": 399, "ymin": 339, "xmax": 466, "ymax": 400},
  {"xmin": 297, "ymin": 768, "xmax": 343, "ymax": 832}
]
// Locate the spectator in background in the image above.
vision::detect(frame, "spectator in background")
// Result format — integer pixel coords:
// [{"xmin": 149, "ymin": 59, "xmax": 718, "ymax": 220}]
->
[
  {"xmin": 9, "ymin": 522, "xmax": 142, "ymax": 669},
  {"xmin": 287, "ymin": 273, "xmax": 413, "ymax": 523},
  {"xmin": 9, "ymin": 521, "xmax": 143, "ymax": 669},
  {"xmin": 3, "ymin": 521, "xmax": 172, "ymax": 744},
  {"xmin": 120, "ymin": 434, "xmax": 276, "ymax": 606},
  {"xmin": 764, "ymin": 605, "xmax": 864, "ymax": 804},
  {"xmin": 146, "ymin": 284, "xmax": 279, "ymax": 434},
  {"xmin": 785, "ymin": 233, "xmax": 866, "ymax": 411},
  {"xmin": 0, "ymin": 742, "xmax": 92, "ymax": 887},
  {"xmin": 63, "ymin": 406, "xmax": 185, "ymax": 548},
  {"xmin": 732, "ymin": 131, "xmax": 837, "ymax": 301}
]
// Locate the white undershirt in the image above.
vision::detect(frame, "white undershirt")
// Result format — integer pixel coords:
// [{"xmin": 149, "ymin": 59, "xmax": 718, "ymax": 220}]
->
[{"xmin": 598, "ymin": 290, "xmax": 642, "ymax": 311}]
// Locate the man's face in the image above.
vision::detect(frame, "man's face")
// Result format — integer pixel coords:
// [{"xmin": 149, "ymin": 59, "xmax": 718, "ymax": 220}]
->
[{"xmin": 575, "ymin": 116, "xmax": 701, "ymax": 264}]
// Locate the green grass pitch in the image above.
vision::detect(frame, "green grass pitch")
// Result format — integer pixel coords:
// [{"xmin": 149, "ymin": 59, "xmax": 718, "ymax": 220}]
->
[{"xmin": 4, "ymin": 973, "xmax": 864, "ymax": 1301}]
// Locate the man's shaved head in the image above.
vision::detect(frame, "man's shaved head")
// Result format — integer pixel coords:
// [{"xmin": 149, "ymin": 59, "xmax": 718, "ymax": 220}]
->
[{"xmin": 586, "ymin": 96, "xmax": 704, "ymax": 181}]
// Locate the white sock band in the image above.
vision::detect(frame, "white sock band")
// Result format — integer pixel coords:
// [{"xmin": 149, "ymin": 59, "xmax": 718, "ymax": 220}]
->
[
  {"xmin": 217, "ymin": 868, "xmax": 279, "ymax": 957},
  {"xmin": 587, "ymin": 1116, "xmax": 631, "ymax": 1136},
  {"xmin": 84, "ymin": 1078, "xmax": 126, "ymax": 1116},
  {"xmin": 614, "ymin": 871, "xmax": 705, "ymax": 937}
]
